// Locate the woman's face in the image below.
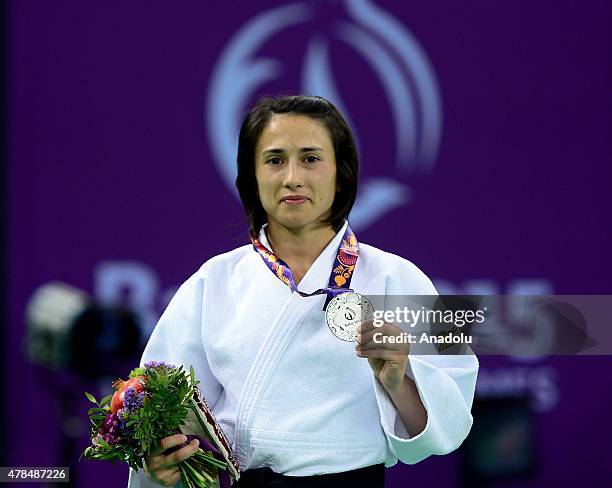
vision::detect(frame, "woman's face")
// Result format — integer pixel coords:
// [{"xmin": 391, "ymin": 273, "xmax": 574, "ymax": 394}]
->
[{"xmin": 255, "ymin": 114, "xmax": 337, "ymax": 232}]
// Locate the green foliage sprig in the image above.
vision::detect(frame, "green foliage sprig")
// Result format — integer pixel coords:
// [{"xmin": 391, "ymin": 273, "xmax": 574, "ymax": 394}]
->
[{"xmin": 81, "ymin": 363, "xmax": 228, "ymax": 487}]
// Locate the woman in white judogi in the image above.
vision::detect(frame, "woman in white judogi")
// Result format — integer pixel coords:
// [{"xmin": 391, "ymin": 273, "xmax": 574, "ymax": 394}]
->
[{"xmin": 129, "ymin": 95, "xmax": 478, "ymax": 487}]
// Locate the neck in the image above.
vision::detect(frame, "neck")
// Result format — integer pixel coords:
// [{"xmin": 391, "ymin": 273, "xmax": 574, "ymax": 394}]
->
[{"xmin": 265, "ymin": 220, "xmax": 337, "ymax": 283}]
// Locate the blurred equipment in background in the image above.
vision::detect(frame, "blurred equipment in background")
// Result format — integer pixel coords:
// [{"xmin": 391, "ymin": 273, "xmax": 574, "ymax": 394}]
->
[
  {"xmin": 25, "ymin": 282, "xmax": 141, "ymax": 376},
  {"xmin": 461, "ymin": 397, "xmax": 537, "ymax": 487},
  {"xmin": 24, "ymin": 282, "xmax": 142, "ymax": 486}
]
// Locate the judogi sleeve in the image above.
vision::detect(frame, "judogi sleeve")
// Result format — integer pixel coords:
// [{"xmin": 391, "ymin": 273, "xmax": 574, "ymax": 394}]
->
[
  {"xmin": 127, "ymin": 267, "xmax": 223, "ymax": 487},
  {"xmin": 373, "ymin": 257, "xmax": 479, "ymax": 465}
]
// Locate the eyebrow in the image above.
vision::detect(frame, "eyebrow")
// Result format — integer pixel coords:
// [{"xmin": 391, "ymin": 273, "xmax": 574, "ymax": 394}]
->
[{"xmin": 261, "ymin": 146, "xmax": 325, "ymax": 156}]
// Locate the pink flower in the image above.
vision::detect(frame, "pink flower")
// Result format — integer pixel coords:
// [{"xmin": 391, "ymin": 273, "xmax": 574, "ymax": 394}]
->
[{"xmin": 98, "ymin": 412, "xmax": 121, "ymax": 445}]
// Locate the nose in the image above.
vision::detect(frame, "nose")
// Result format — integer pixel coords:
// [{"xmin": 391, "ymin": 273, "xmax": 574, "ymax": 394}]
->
[{"xmin": 282, "ymin": 158, "xmax": 304, "ymax": 190}]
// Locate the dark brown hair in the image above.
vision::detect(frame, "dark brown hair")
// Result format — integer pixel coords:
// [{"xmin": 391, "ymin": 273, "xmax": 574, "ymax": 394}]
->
[{"xmin": 235, "ymin": 94, "xmax": 359, "ymax": 235}]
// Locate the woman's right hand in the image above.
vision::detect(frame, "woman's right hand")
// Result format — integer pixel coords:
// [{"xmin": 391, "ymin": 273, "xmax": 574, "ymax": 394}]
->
[{"xmin": 144, "ymin": 434, "xmax": 200, "ymax": 487}]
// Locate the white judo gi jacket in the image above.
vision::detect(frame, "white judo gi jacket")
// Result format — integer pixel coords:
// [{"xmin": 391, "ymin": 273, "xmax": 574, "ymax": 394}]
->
[{"xmin": 128, "ymin": 221, "xmax": 478, "ymax": 486}]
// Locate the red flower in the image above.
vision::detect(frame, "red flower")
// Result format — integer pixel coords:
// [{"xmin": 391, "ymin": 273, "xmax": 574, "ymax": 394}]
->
[{"xmin": 110, "ymin": 376, "xmax": 146, "ymax": 413}]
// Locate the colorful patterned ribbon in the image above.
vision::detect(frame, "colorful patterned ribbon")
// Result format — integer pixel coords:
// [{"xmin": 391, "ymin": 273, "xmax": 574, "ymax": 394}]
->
[{"xmin": 250, "ymin": 224, "xmax": 359, "ymax": 308}]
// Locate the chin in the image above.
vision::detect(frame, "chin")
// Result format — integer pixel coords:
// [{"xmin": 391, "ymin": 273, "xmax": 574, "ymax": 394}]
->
[
  {"xmin": 273, "ymin": 213, "xmax": 314, "ymax": 230},
  {"xmin": 277, "ymin": 218, "xmax": 311, "ymax": 230},
  {"xmin": 269, "ymin": 207, "xmax": 331, "ymax": 231}
]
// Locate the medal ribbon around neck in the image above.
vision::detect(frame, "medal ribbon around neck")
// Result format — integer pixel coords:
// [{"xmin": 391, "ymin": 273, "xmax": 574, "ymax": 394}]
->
[{"xmin": 250, "ymin": 224, "xmax": 359, "ymax": 308}]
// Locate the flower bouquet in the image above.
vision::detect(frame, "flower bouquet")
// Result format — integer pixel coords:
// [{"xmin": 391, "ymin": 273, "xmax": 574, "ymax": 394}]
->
[{"xmin": 82, "ymin": 361, "xmax": 240, "ymax": 487}]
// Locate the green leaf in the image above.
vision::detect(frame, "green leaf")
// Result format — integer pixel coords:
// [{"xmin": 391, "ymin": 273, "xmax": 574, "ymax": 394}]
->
[
  {"xmin": 87, "ymin": 406, "xmax": 108, "ymax": 415},
  {"xmin": 129, "ymin": 367, "xmax": 145, "ymax": 378},
  {"xmin": 85, "ymin": 392, "xmax": 98, "ymax": 404},
  {"xmin": 99, "ymin": 393, "xmax": 113, "ymax": 406},
  {"xmin": 97, "ymin": 437, "xmax": 111, "ymax": 449}
]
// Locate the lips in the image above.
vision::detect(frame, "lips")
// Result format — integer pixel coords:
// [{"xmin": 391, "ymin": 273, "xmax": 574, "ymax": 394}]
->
[{"xmin": 280, "ymin": 195, "xmax": 309, "ymax": 205}]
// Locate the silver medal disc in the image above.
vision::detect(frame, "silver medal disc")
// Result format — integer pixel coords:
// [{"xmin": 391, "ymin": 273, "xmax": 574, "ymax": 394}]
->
[{"xmin": 325, "ymin": 292, "xmax": 375, "ymax": 341}]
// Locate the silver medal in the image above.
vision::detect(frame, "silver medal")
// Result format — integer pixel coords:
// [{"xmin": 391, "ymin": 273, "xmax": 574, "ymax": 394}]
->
[{"xmin": 325, "ymin": 292, "xmax": 374, "ymax": 341}]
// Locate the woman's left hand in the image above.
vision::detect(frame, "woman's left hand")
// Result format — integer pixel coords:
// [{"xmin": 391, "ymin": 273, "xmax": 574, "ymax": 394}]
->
[{"xmin": 356, "ymin": 320, "xmax": 409, "ymax": 393}]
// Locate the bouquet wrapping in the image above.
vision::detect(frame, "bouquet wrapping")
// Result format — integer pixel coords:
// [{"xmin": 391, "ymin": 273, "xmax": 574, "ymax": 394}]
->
[{"xmin": 82, "ymin": 362, "xmax": 240, "ymax": 487}]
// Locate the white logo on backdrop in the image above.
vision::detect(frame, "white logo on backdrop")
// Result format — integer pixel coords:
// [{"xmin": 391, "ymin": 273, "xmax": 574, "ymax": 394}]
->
[{"xmin": 206, "ymin": 0, "xmax": 442, "ymax": 231}]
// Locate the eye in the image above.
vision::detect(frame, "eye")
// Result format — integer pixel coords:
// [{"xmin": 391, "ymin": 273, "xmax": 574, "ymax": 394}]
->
[
  {"xmin": 304, "ymin": 155, "xmax": 320, "ymax": 163},
  {"xmin": 267, "ymin": 157, "xmax": 283, "ymax": 165}
]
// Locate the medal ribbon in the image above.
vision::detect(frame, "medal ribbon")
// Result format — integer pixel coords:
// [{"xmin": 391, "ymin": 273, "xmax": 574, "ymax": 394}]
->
[{"xmin": 250, "ymin": 224, "xmax": 359, "ymax": 308}]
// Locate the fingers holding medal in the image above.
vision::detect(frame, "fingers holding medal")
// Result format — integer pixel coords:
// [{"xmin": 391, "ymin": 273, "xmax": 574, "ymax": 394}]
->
[
  {"xmin": 355, "ymin": 320, "xmax": 410, "ymax": 359},
  {"xmin": 355, "ymin": 319, "xmax": 410, "ymax": 391}
]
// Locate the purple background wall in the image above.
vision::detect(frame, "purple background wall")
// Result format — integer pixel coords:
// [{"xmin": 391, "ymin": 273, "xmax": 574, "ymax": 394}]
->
[{"xmin": 5, "ymin": 1, "xmax": 612, "ymax": 486}]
